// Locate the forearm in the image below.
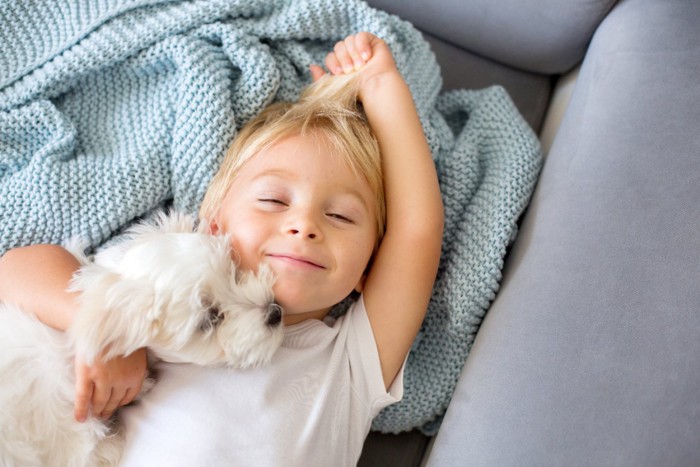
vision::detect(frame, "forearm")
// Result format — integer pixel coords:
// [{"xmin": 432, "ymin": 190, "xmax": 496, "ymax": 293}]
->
[
  {"xmin": 0, "ymin": 244, "xmax": 81, "ymax": 331},
  {"xmin": 362, "ymin": 73, "xmax": 444, "ymax": 241},
  {"xmin": 362, "ymin": 73, "xmax": 444, "ymax": 385},
  {"xmin": 1, "ymin": 244, "xmax": 148, "ymax": 421}
]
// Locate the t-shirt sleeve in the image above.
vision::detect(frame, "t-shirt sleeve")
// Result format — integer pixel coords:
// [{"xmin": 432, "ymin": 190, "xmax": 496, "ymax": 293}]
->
[{"xmin": 345, "ymin": 295, "xmax": 405, "ymax": 418}]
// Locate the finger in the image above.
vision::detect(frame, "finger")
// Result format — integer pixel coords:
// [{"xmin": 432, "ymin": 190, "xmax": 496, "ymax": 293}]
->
[
  {"xmin": 99, "ymin": 388, "xmax": 126, "ymax": 419},
  {"xmin": 333, "ymin": 41, "xmax": 354, "ymax": 74},
  {"xmin": 324, "ymin": 52, "xmax": 343, "ymax": 75},
  {"xmin": 74, "ymin": 378, "xmax": 94, "ymax": 423},
  {"xmin": 119, "ymin": 386, "xmax": 142, "ymax": 408},
  {"xmin": 90, "ymin": 383, "xmax": 113, "ymax": 418},
  {"xmin": 309, "ymin": 64, "xmax": 326, "ymax": 82},
  {"xmin": 343, "ymin": 35, "xmax": 363, "ymax": 70},
  {"xmin": 372, "ymin": 36, "xmax": 393, "ymax": 61},
  {"xmin": 355, "ymin": 32, "xmax": 372, "ymax": 61}
]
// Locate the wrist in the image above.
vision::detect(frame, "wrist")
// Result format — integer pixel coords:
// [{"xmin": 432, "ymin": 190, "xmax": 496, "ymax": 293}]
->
[{"xmin": 359, "ymin": 70, "xmax": 408, "ymax": 103}]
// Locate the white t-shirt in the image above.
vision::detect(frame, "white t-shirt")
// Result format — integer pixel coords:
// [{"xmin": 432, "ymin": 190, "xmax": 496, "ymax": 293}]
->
[{"xmin": 119, "ymin": 296, "xmax": 404, "ymax": 467}]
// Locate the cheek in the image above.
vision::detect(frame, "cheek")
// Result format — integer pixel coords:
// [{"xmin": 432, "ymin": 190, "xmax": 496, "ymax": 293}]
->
[
  {"xmin": 344, "ymin": 234, "xmax": 376, "ymax": 277},
  {"xmin": 221, "ymin": 213, "xmax": 267, "ymax": 271}
]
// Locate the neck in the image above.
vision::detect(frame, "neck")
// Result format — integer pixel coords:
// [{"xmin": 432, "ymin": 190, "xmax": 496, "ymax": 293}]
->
[{"xmin": 283, "ymin": 307, "xmax": 331, "ymax": 326}]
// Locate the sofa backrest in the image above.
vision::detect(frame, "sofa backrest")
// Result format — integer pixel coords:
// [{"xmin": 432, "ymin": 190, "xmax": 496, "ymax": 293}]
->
[{"xmin": 366, "ymin": 0, "xmax": 618, "ymax": 74}]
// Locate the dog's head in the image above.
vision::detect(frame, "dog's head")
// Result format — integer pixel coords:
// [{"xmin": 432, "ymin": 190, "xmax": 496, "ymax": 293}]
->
[{"xmin": 69, "ymin": 211, "xmax": 284, "ymax": 368}]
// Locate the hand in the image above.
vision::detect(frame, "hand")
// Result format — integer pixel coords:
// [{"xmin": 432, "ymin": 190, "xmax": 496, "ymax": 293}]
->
[
  {"xmin": 309, "ymin": 32, "xmax": 402, "ymax": 100},
  {"xmin": 74, "ymin": 347, "xmax": 148, "ymax": 422}
]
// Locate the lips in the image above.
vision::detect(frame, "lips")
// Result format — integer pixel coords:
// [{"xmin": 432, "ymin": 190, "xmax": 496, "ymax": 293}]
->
[{"xmin": 265, "ymin": 253, "xmax": 325, "ymax": 269}]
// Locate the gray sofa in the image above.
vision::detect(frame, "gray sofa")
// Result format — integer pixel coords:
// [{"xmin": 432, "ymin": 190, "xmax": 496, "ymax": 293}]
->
[{"xmin": 360, "ymin": 0, "xmax": 700, "ymax": 465}]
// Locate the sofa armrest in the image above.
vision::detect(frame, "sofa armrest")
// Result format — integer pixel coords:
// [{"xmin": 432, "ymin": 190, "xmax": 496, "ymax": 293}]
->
[{"xmin": 427, "ymin": 0, "xmax": 700, "ymax": 465}]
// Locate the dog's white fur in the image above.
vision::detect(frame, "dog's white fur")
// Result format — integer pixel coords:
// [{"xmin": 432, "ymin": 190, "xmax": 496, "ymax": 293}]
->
[{"xmin": 0, "ymin": 211, "xmax": 284, "ymax": 466}]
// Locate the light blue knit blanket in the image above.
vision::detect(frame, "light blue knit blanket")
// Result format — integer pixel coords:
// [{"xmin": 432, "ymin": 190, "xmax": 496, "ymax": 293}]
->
[{"xmin": 0, "ymin": 0, "xmax": 541, "ymax": 434}]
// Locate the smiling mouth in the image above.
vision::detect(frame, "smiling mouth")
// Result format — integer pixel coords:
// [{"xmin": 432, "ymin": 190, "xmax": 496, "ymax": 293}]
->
[{"xmin": 266, "ymin": 254, "xmax": 325, "ymax": 269}]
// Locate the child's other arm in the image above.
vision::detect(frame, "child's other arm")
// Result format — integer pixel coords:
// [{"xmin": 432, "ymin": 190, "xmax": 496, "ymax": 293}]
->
[
  {"xmin": 313, "ymin": 33, "xmax": 444, "ymax": 389},
  {"xmin": 0, "ymin": 245, "xmax": 82, "ymax": 330},
  {"xmin": 0, "ymin": 245, "xmax": 148, "ymax": 422}
]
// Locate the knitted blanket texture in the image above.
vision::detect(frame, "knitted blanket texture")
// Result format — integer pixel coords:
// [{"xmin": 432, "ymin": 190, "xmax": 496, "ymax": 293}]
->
[{"xmin": 0, "ymin": 0, "xmax": 542, "ymax": 434}]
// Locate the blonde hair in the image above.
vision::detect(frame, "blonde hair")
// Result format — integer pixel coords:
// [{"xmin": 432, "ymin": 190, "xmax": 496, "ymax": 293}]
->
[{"xmin": 200, "ymin": 73, "xmax": 385, "ymax": 243}]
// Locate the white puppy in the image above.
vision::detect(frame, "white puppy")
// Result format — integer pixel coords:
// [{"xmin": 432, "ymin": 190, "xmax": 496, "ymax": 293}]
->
[{"xmin": 0, "ymin": 211, "xmax": 284, "ymax": 467}]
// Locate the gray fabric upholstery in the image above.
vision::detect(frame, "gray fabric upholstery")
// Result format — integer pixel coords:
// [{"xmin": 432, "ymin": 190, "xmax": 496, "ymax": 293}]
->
[
  {"xmin": 358, "ymin": 430, "xmax": 431, "ymax": 467},
  {"xmin": 427, "ymin": 0, "xmax": 700, "ymax": 465},
  {"xmin": 367, "ymin": 0, "xmax": 617, "ymax": 74},
  {"xmin": 423, "ymin": 32, "xmax": 551, "ymax": 132}
]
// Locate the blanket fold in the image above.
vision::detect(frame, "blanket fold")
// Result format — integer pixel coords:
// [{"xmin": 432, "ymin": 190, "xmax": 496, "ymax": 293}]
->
[{"xmin": 0, "ymin": 0, "xmax": 542, "ymax": 434}]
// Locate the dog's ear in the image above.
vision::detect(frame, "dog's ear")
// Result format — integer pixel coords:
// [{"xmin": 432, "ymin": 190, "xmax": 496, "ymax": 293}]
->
[{"xmin": 69, "ymin": 263, "xmax": 156, "ymax": 365}]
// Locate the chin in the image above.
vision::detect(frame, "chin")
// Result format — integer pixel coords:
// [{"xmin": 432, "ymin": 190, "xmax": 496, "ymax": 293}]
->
[
  {"xmin": 271, "ymin": 278, "xmax": 353, "ymax": 320},
  {"xmin": 273, "ymin": 294, "xmax": 332, "ymax": 320}
]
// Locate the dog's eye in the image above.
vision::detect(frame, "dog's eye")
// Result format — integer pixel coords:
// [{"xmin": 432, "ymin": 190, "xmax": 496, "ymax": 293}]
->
[
  {"xmin": 198, "ymin": 300, "xmax": 222, "ymax": 332},
  {"xmin": 207, "ymin": 305, "xmax": 221, "ymax": 324}
]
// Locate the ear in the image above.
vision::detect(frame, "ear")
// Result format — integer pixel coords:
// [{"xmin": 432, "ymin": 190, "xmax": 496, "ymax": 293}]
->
[
  {"xmin": 196, "ymin": 214, "xmax": 219, "ymax": 234},
  {"xmin": 209, "ymin": 218, "xmax": 220, "ymax": 235}
]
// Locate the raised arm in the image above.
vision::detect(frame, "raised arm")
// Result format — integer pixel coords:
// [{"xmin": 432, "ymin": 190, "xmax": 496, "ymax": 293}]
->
[
  {"xmin": 0, "ymin": 245, "xmax": 148, "ymax": 421},
  {"xmin": 312, "ymin": 33, "xmax": 444, "ymax": 389}
]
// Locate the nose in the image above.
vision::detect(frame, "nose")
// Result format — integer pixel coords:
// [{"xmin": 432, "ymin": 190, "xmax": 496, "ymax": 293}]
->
[
  {"xmin": 266, "ymin": 303, "xmax": 283, "ymax": 327},
  {"xmin": 284, "ymin": 210, "xmax": 322, "ymax": 241},
  {"xmin": 287, "ymin": 228, "xmax": 318, "ymax": 239}
]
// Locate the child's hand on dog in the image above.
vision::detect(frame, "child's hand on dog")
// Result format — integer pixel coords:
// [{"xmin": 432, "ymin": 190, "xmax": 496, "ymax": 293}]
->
[{"xmin": 74, "ymin": 347, "xmax": 147, "ymax": 422}]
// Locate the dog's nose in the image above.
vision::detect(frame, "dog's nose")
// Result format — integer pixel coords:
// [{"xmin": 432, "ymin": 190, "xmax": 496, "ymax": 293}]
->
[{"xmin": 266, "ymin": 303, "xmax": 283, "ymax": 327}]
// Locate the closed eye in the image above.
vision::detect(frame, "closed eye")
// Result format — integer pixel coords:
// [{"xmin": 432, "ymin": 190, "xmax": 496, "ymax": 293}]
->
[
  {"xmin": 256, "ymin": 198, "xmax": 289, "ymax": 214},
  {"xmin": 258, "ymin": 198, "xmax": 287, "ymax": 206},
  {"xmin": 327, "ymin": 212, "xmax": 353, "ymax": 223}
]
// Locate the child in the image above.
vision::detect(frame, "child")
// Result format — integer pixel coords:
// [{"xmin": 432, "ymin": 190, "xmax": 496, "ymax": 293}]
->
[{"xmin": 0, "ymin": 32, "xmax": 443, "ymax": 465}]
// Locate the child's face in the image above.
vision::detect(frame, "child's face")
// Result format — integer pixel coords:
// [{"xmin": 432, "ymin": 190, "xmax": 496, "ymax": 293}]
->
[{"xmin": 210, "ymin": 133, "xmax": 378, "ymax": 324}]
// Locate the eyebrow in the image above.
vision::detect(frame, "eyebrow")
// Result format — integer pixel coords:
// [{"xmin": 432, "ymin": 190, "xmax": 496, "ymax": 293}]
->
[{"xmin": 251, "ymin": 169, "xmax": 296, "ymax": 182}]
